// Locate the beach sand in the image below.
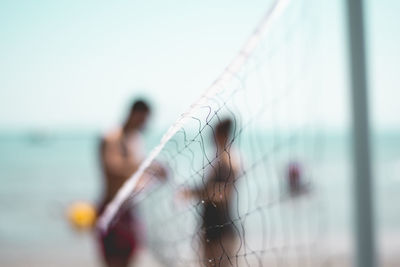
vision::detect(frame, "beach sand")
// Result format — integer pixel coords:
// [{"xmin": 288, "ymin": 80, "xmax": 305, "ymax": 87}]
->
[
  {"xmin": 1, "ymin": 247, "xmax": 399, "ymax": 267},
  {"xmin": 0, "ymin": 247, "xmax": 162, "ymax": 267}
]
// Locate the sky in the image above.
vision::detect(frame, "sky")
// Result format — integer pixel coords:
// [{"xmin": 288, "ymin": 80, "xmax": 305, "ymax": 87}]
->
[{"xmin": 0, "ymin": 0, "xmax": 398, "ymax": 132}]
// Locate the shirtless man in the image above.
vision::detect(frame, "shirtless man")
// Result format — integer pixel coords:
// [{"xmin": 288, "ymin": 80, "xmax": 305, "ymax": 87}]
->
[{"xmin": 97, "ymin": 99, "xmax": 152, "ymax": 267}]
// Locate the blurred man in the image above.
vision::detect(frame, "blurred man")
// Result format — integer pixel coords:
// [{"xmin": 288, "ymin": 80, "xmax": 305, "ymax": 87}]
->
[
  {"xmin": 97, "ymin": 99, "xmax": 152, "ymax": 267},
  {"xmin": 181, "ymin": 118, "xmax": 239, "ymax": 267}
]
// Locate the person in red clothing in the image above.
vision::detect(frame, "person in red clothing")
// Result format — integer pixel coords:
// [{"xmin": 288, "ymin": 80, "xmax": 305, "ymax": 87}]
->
[
  {"xmin": 97, "ymin": 99, "xmax": 164, "ymax": 267},
  {"xmin": 286, "ymin": 161, "xmax": 310, "ymax": 196}
]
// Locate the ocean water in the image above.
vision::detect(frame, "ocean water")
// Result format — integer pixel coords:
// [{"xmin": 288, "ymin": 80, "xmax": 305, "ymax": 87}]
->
[
  {"xmin": 0, "ymin": 131, "xmax": 399, "ymax": 266},
  {"xmin": 0, "ymin": 132, "xmax": 102, "ymax": 266}
]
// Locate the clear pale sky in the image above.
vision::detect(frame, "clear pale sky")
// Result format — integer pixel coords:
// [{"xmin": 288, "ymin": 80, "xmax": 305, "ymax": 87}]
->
[{"xmin": 0, "ymin": 0, "xmax": 398, "ymax": 131}]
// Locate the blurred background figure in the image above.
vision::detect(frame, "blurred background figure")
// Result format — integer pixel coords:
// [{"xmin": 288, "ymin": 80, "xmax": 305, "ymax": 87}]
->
[
  {"xmin": 180, "ymin": 118, "xmax": 239, "ymax": 267},
  {"xmin": 97, "ymin": 99, "xmax": 151, "ymax": 267},
  {"xmin": 286, "ymin": 161, "xmax": 310, "ymax": 197}
]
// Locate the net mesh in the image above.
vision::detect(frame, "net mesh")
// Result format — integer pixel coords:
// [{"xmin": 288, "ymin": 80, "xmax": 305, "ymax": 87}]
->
[{"xmin": 99, "ymin": 0, "xmax": 330, "ymax": 266}]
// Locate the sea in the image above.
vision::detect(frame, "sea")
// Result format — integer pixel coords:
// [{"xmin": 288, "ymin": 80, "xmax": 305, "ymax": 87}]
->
[{"xmin": 0, "ymin": 130, "xmax": 399, "ymax": 266}]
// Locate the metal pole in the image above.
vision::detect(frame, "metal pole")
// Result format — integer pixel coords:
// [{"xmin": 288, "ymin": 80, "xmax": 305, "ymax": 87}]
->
[{"xmin": 345, "ymin": 0, "xmax": 376, "ymax": 267}]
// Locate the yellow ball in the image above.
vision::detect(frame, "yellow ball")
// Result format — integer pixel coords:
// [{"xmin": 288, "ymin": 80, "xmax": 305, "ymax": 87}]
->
[{"xmin": 67, "ymin": 201, "xmax": 96, "ymax": 230}]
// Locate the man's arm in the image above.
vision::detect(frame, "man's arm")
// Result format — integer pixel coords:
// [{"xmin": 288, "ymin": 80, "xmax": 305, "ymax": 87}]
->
[{"xmin": 183, "ymin": 163, "xmax": 235, "ymax": 203}]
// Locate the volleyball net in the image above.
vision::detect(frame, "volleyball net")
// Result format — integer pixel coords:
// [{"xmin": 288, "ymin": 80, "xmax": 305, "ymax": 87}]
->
[{"xmin": 98, "ymin": 0, "xmax": 332, "ymax": 265}]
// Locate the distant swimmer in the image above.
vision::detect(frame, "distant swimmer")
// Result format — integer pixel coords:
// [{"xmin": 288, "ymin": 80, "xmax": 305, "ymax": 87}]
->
[
  {"xmin": 97, "ymin": 99, "xmax": 166, "ymax": 267},
  {"xmin": 180, "ymin": 118, "xmax": 239, "ymax": 267},
  {"xmin": 286, "ymin": 161, "xmax": 311, "ymax": 197}
]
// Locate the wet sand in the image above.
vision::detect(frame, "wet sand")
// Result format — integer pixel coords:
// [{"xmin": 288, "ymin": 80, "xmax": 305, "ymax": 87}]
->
[
  {"xmin": 1, "ymin": 249, "xmax": 399, "ymax": 267},
  {"xmin": 1, "ymin": 234, "xmax": 399, "ymax": 267}
]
